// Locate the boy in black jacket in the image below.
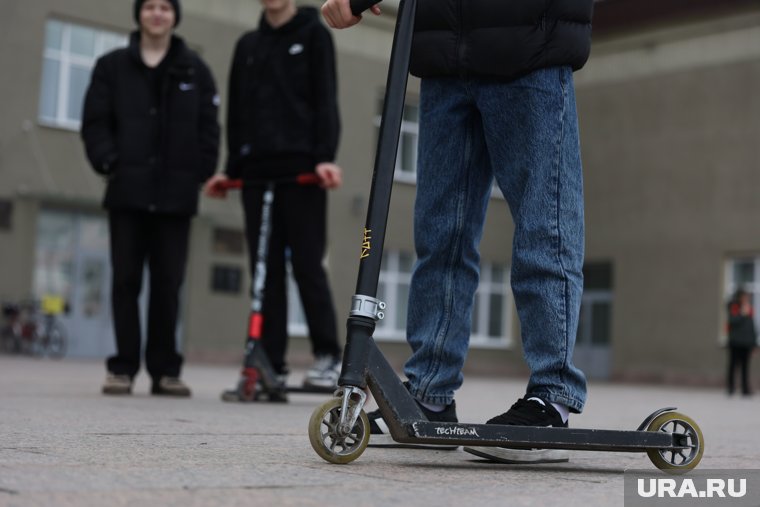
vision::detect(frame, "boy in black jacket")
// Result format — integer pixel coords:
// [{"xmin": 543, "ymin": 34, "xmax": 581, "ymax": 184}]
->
[
  {"xmin": 323, "ymin": 0, "xmax": 592, "ymax": 463},
  {"xmin": 81, "ymin": 0, "xmax": 220, "ymax": 397},
  {"xmin": 205, "ymin": 0, "xmax": 343, "ymax": 389}
]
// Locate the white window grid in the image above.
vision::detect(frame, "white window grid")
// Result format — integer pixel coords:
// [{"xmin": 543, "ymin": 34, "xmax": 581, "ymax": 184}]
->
[
  {"xmin": 372, "ymin": 99, "xmax": 505, "ymax": 199},
  {"xmin": 373, "ymin": 250, "xmax": 513, "ymax": 348},
  {"xmin": 373, "ymin": 102, "xmax": 419, "ymax": 183},
  {"xmin": 470, "ymin": 262, "xmax": 513, "ymax": 347},
  {"xmin": 577, "ymin": 290, "xmax": 613, "ymax": 346},
  {"xmin": 38, "ymin": 19, "xmax": 127, "ymax": 130},
  {"xmin": 286, "ymin": 264, "xmax": 308, "ymax": 337}
]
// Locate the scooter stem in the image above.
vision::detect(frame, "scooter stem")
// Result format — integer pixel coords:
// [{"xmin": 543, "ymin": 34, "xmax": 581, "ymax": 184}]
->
[{"xmin": 339, "ymin": 0, "xmax": 418, "ymax": 389}]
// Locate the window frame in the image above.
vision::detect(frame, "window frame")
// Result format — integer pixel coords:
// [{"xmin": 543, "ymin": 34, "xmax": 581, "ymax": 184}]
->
[
  {"xmin": 373, "ymin": 101, "xmax": 419, "ymax": 184},
  {"xmin": 373, "ymin": 250, "xmax": 513, "ymax": 348},
  {"xmin": 38, "ymin": 19, "xmax": 127, "ymax": 131}
]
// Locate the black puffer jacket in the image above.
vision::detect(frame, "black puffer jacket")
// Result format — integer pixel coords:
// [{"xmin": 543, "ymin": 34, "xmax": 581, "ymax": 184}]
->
[
  {"xmin": 411, "ymin": 0, "xmax": 594, "ymax": 80},
  {"xmin": 81, "ymin": 32, "xmax": 220, "ymax": 215},
  {"xmin": 225, "ymin": 7, "xmax": 340, "ymax": 179}
]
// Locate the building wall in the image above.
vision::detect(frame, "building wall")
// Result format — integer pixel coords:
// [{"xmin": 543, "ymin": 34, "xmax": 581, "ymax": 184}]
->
[
  {"xmin": 576, "ymin": 7, "xmax": 760, "ymax": 383},
  {"xmin": 2, "ymin": 0, "xmax": 758, "ymax": 388}
]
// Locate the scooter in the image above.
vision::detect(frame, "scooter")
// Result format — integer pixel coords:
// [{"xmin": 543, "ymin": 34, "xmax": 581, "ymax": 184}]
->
[
  {"xmin": 216, "ymin": 173, "xmax": 336, "ymax": 402},
  {"xmin": 307, "ymin": 0, "xmax": 705, "ymax": 474}
]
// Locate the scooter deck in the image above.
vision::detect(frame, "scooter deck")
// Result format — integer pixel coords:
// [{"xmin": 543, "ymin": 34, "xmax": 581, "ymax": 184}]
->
[
  {"xmin": 362, "ymin": 339, "xmax": 685, "ymax": 453},
  {"xmin": 401, "ymin": 422, "xmax": 677, "ymax": 452}
]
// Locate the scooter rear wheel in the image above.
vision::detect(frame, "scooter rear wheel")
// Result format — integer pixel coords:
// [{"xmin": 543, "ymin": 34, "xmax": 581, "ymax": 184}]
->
[
  {"xmin": 309, "ymin": 398, "xmax": 370, "ymax": 464},
  {"xmin": 646, "ymin": 411, "xmax": 704, "ymax": 474}
]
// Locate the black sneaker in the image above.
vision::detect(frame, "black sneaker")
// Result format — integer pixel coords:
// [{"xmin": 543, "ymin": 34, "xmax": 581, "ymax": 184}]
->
[
  {"xmin": 463, "ymin": 396, "xmax": 570, "ymax": 464},
  {"xmin": 368, "ymin": 384, "xmax": 459, "ymax": 450}
]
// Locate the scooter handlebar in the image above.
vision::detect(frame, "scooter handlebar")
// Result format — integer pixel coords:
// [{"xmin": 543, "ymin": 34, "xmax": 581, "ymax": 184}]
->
[
  {"xmin": 214, "ymin": 173, "xmax": 322, "ymax": 191},
  {"xmin": 350, "ymin": 0, "xmax": 382, "ymax": 16}
]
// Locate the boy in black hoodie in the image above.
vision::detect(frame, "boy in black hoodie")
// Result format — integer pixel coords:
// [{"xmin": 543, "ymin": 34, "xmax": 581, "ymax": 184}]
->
[{"xmin": 205, "ymin": 0, "xmax": 343, "ymax": 389}]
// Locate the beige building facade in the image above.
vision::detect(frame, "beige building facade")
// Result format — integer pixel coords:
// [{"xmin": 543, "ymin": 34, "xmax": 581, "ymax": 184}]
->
[{"xmin": 1, "ymin": 0, "xmax": 758, "ymax": 388}]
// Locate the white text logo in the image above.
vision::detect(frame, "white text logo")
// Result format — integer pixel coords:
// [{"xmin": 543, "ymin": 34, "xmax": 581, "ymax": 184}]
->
[
  {"xmin": 637, "ymin": 478, "xmax": 746, "ymax": 498},
  {"xmin": 434, "ymin": 426, "xmax": 480, "ymax": 437}
]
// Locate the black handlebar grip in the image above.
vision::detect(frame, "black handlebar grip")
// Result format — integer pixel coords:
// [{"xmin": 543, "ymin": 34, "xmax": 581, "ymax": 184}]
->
[{"xmin": 350, "ymin": 0, "xmax": 382, "ymax": 16}]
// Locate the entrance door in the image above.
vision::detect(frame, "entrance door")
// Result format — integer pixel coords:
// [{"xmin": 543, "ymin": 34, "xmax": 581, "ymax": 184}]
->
[
  {"xmin": 574, "ymin": 290, "xmax": 612, "ymax": 380},
  {"xmin": 34, "ymin": 210, "xmax": 114, "ymax": 358}
]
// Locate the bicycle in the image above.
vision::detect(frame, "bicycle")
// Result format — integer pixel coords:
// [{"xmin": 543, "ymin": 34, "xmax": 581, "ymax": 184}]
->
[{"xmin": 0, "ymin": 298, "xmax": 67, "ymax": 358}]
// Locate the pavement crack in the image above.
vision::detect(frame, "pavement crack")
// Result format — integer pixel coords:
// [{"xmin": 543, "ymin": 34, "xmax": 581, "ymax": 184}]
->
[
  {"xmin": 0, "ymin": 487, "xmax": 19, "ymax": 495},
  {"xmin": 298, "ymin": 463, "xmax": 417, "ymax": 484},
  {"xmin": 0, "ymin": 447, "xmax": 50, "ymax": 456}
]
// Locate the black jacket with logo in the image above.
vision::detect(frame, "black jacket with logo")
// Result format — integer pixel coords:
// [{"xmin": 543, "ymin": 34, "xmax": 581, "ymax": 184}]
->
[
  {"xmin": 225, "ymin": 7, "xmax": 340, "ymax": 179},
  {"xmin": 411, "ymin": 0, "xmax": 594, "ymax": 80},
  {"xmin": 81, "ymin": 32, "xmax": 220, "ymax": 216}
]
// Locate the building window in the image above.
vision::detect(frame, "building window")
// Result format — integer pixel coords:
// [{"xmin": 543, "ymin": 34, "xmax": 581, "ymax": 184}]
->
[
  {"xmin": 286, "ymin": 263, "xmax": 308, "ymax": 336},
  {"xmin": 373, "ymin": 250, "xmax": 512, "ymax": 347},
  {"xmin": 38, "ymin": 19, "xmax": 127, "ymax": 130},
  {"xmin": 374, "ymin": 100, "xmax": 419, "ymax": 183},
  {"xmin": 373, "ymin": 98, "xmax": 504, "ymax": 200},
  {"xmin": 211, "ymin": 264, "xmax": 243, "ymax": 294},
  {"xmin": 471, "ymin": 262, "xmax": 512, "ymax": 346},
  {"xmin": 374, "ymin": 250, "xmax": 414, "ymax": 338},
  {"xmin": 212, "ymin": 227, "xmax": 245, "ymax": 255}
]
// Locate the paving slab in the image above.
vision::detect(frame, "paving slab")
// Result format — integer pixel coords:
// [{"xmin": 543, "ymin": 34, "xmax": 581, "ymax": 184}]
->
[{"xmin": 0, "ymin": 356, "xmax": 756, "ymax": 507}]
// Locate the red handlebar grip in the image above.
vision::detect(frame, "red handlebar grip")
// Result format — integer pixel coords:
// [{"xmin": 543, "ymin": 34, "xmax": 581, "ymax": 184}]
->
[
  {"xmin": 217, "ymin": 173, "xmax": 321, "ymax": 191},
  {"xmin": 295, "ymin": 173, "xmax": 322, "ymax": 186}
]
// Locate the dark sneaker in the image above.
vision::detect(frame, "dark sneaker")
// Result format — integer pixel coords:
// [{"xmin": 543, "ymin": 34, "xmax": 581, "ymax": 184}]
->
[
  {"xmin": 102, "ymin": 373, "xmax": 132, "ymax": 395},
  {"xmin": 464, "ymin": 396, "xmax": 570, "ymax": 464},
  {"xmin": 303, "ymin": 355, "xmax": 341, "ymax": 389},
  {"xmin": 368, "ymin": 385, "xmax": 459, "ymax": 450},
  {"xmin": 151, "ymin": 376, "xmax": 192, "ymax": 397}
]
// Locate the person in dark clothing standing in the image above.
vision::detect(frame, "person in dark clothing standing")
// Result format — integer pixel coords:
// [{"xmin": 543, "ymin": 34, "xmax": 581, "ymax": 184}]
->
[
  {"xmin": 81, "ymin": 0, "xmax": 220, "ymax": 397},
  {"xmin": 727, "ymin": 289, "xmax": 757, "ymax": 396},
  {"xmin": 323, "ymin": 0, "xmax": 592, "ymax": 463},
  {"xmin": 205, "ymin": 0, "xmax": 343, "ymax": 389}
]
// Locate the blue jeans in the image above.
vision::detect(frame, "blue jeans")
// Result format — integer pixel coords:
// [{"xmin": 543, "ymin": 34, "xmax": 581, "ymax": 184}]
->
[{"xmin": 403, "ymin": 67, "xmax": 587, "ymax": 413}]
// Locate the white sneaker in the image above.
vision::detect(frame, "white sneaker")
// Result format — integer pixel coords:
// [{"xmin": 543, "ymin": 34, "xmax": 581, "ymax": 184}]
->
[
  {"xmin": 463, "ymin": 446, "xmax": 569, "ymax": 464},
  {"xmin": 303, "ymin": 355, "xmax": 341, "ymax": 388},
  {"xmin": 102, "ymin": 373, "xmax": 132, "ymax": 395}
]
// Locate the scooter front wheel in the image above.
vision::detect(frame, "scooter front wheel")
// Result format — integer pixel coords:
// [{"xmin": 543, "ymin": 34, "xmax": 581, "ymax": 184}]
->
[
  {"xmin": 646, "ymin": 411, "xmax": 704, "ymax": 474},
  {"xmin": 309, "ymin": 398, "xmax": 370, "ymax": 464}
]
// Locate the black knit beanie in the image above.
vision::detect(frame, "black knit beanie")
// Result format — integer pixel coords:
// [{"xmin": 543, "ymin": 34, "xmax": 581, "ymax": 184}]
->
[{"xmin": 134, "ymin": 0, "xmax": 182, "ymax": 27}]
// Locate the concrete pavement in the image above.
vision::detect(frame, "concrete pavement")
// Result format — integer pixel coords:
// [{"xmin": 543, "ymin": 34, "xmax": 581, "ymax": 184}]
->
[{"xmin": 0, "ymin": 356, "xmax": 757, "ymax": 507}]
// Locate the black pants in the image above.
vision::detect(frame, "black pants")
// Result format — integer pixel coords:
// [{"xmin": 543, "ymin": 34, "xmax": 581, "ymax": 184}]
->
[
  {"xmin": 107, "ymin": 210, "xmax": 190, "ymax": 380},
  {"xmin": 242, "ymin": 184, "xmax": 341, "ymax": 374},
  {"xmin": 727, "ymin": 346, "xmax": 753, "ymax": 395}
]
